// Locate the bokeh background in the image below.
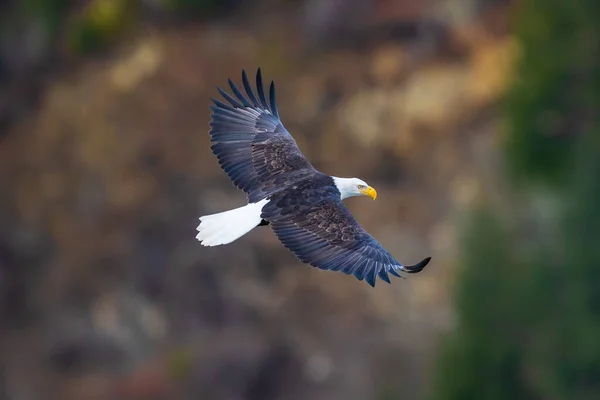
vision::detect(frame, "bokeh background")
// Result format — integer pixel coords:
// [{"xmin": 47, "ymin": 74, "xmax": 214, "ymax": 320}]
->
[{"xmin": 1, "ymin": 0, "xmax": 598, "ymax": 399}]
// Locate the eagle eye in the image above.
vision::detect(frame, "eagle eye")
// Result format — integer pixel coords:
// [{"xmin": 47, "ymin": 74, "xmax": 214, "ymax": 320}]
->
[{"xmin": 357, "ymin": 184, "xmax": 366, "ymax": 190}]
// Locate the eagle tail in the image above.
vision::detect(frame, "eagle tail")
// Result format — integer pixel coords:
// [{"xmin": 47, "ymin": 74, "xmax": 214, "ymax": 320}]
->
[{"xmin": 196, "ymin": 198, "xmax": 269, "ymax": 246}]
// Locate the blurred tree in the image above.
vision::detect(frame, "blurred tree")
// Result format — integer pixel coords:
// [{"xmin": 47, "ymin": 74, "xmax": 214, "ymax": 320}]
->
[
  {"xmin": 4, "ymin": 0, "xmax": 246, "ymax": 58},
  {"xmin": 503, "ymin": 0, "xmax": 600, "ymax": 187},
  {"xmin": 430, "ymin": 207, "xmax": 534, "ymax": 400},
  {"xmin": 67, "ymin": 0, "xmax": 136, "ymax": 54},
  {"xmin": 431, "ymin": 0, "xmax": 600, "ymax": 399},
  {"xmin": 21, "ymin": 0, "xmax": 73, "ymax": 35}
]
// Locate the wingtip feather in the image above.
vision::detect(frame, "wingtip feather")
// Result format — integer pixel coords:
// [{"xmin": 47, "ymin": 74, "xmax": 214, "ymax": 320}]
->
[
  {"xmin": 255, "ymin": 68, "xmax": 269, "ymax": 109},
  {"xmin": 269, "ymin": 81, "xmax": 279, "ymax": 117},
  {"xmin": 402, "ymin": 256, "xmax": 431, "ymax": 274}
]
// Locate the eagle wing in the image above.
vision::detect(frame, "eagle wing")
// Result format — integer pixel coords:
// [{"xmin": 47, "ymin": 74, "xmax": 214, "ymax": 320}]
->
[
  {"xmin": 262, "ymin": 196, "xmax": 430, "ymax": 287},
  {"xmin": 209, "ymin": 69, "xmax": 316, "ymax": 203}
]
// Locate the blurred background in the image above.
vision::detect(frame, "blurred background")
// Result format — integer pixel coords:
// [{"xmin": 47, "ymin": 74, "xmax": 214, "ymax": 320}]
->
[{"xmin": 0, "ymin": 0, "xmax": 598, "ymax": 399}]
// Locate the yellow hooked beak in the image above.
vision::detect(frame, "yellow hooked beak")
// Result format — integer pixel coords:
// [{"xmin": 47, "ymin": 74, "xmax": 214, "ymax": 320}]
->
[{"xmin": 360, "ymin": 186, "xmax": 377, "ymax": 200}]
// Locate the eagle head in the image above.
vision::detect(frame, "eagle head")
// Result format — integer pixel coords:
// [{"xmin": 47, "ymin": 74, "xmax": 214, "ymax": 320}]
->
[{"xmin": 333, "ymin": 177, "xmax": 377, "ymax": 201}]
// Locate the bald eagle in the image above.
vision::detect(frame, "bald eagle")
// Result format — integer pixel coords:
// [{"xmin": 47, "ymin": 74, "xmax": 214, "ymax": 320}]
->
[{"xmin": 196, "ymin": 69, "xmax": 430, "ymax": 287}]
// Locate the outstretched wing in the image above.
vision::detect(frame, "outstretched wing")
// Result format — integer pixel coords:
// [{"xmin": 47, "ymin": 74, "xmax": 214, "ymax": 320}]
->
[
  {"xmin": 209, "ymin": 69, "xmax": 316, "ymax": 202},
  {"xmin": 262, "ymin": 196, "xmax": 430, "ymax": 287}
]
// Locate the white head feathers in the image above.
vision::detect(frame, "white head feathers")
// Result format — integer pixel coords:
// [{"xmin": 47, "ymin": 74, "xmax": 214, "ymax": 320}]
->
[{"xmin": 332, "ymin": 177, "xmax": 377, "ymax": 201}]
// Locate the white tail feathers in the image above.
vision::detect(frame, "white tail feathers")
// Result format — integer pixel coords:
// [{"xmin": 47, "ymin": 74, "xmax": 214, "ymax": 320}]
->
[{"xmin": 196, "ymin": 198, "xmax": 269, "ymax": 246}]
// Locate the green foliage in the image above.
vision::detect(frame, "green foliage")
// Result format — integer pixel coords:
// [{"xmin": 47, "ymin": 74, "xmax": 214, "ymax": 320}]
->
[
  {"xmin": 14, "ymin": 0, "xmax": 232, "ymax": 56},
  {"xmin": 431, "ymin": 208, "xmax": 535, "ymax": 400},
  {"xmin": 66, "ymin": 0, "xmax": 136, "ymax": 54},
  {"xmin": 166, "ymin": 346, "xmax": 195, "ymax": 380},
  {"xmin": 431, "ymin": 0, "xmax": 600, "ymax": 399},
  {"xmin": 21, "ymin": 0, "xmax": 72, "ymax": 34},
  {"xmin": 502, "ymin": 0, "xmax": 600, "ymax": 187},
  {"xmin": 433, "ymin": 139, "xmax": 600, "ymax": 400},
  {"xmin": 533, "ymin": 136, "xmax": 600, "ymax": 399},
  {"xmin": 17, "ymin": 0, "xmax": 137, "ymax": 55}
]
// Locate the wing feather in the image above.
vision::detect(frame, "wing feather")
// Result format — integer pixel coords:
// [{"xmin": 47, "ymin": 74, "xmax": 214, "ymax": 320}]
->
[
  {"xmin": 242, "ymin": 70, "xmax": 261, "ymax": 108},
  {"xmin": 228, "ymin": 78, "xmax": 253, "ymax": 107},
  {"xmin": 264, "ymin": 198, "xmax": 430, "ymax": 287},
  {"xmin": 269, "ymin": 81, "xmax": 279, "ymax": 118},
  {"xmin": 208, "ymin": 69, "xmax": 316, "ymax": 202},
  {"xmin": 217, "ymin": 86, "xmax": 244, "ymax": 108},
  {"xmin": 255, "ymin": 68, "xmax": 270, "ymax": 110}
]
